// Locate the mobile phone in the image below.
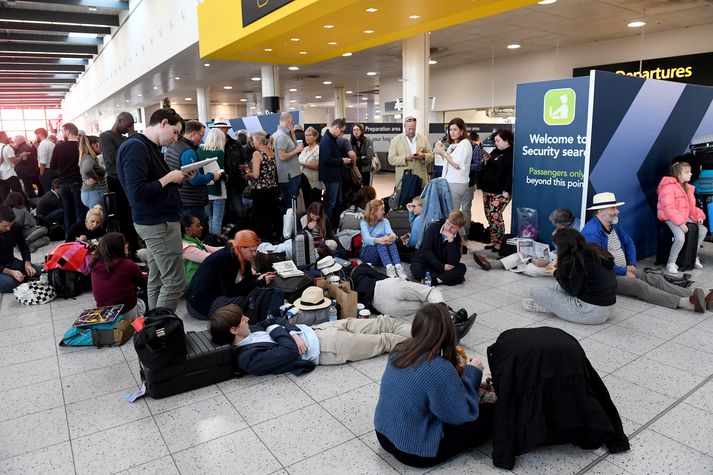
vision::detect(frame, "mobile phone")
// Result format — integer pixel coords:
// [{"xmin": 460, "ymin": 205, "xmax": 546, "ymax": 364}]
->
[{"xmin": 296, "ymin": 139, "xmax": 303, "ymax": 145}]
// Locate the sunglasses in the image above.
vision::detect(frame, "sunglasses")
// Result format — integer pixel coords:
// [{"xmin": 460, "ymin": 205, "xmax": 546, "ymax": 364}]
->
[{"xmin": 404, "ymin": 117, "xmax": 417, "ymax": 122}]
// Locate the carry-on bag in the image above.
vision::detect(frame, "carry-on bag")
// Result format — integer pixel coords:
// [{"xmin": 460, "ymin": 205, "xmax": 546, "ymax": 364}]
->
[
  {"xmin": 655, "ymin": 222, "xmax": 699, "ymax": 270},
  {"xmin": 140, "ymin": 330, "xmax": 235, "ymax": 399},
  {"xmin": 270, "ymin": 274, "xmax": 313, "ymax": 303},
  {"xmin": 134, "ymin": 308, "xmax": 187, "ymax": 370},
  {"xmin": 386, "ymin": 209, "xmax": 411, "ymax": 238},
  {"xmin": 291, "ymin": 198, "xmax": 315, "ymax": 267}
]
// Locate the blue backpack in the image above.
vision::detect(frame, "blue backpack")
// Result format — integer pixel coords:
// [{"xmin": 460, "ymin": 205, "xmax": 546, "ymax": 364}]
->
[{"xmin": 60, "ymin": 316, "xmax": 134, "ymax": 347}]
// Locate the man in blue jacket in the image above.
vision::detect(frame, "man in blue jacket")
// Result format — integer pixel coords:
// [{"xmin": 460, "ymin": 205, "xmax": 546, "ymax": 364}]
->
[
  {"xmin": 581, "ymin": 192, "xmax": 708, "ymax": 312},
  {"xmin": 319, "ymin": 118, "xmax": 352, "ymax": 228},
  {"xmin": 116, "ymin": 108, "xmax": 194, "ymax": 311}
]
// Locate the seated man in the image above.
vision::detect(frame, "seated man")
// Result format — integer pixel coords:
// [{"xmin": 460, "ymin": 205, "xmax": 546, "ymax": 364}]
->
[
  {"xmin": 0, "ymin": 205, "xmax": 41, "ymax": 292},
  {"xmin": 410, "ymin": 210, "xmax": 467, "ymax": 286},
  {"xmin": 36, "ymin": 179, "xmax": 64, "ymax": 224},
  {"xmin": 581, "ymin": 192, "xmax": 709, "ymax": 313}
]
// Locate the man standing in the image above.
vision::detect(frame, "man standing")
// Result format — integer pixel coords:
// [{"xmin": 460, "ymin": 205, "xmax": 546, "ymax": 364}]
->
[
  {"xmin": 387, "ymin": 116, "xmax": 433, "ymax": 186},
  {"xmin": 273, "ymin": 112, "xmax": 304, "ymax": 210},
  {"xmin": 319, "ymin": 118, "xmax": 351, "ymax": 226},
  {"xmin": 165, "ymin": 120, "xmax": 219, "ymax": 224},
  {"xmin": 581, "ymin": 192, "xmax": 709, "ymax": 313},
  {"xmin": 35, "ymin": 127, "xmax": 56, "ymax": 196},
  {"xmin": 116, "ymin": 108, "xmax": 193, "ymax": 312},
  {"xmin": 99, "ymin": 112, "xmax": 139, "ymax": 254},
  {"xmin": 210, "ymin": 121, "xmax": 248, "ymax": 222},
  {"xmin": 50, "ymin": 123, "xmax": 86, "ymax": 232},
  {"xmin": 0, "ymin": 131, "xmax": 23, "ymax": 202},
  {"xmin": 12, "ymin": 135, "xmax": 39, "ymax": 198}
]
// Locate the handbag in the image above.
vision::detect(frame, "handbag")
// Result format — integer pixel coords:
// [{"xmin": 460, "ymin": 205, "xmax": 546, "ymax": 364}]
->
[
  {"xmin": 14, "ymin": 280, "xmax": 56, "ymax": 305},
  {"xmin": 349, "ymin": 163, "xmax": 362, "ymax": 187},
  {"xmin": 256, "ymin": 250, "xmax": 288, "ymax": 273},
  {"xmin": 371, "ymin": 153, "xmax": 381, "ymax": 173},
  {"xmin": 327, "ymin": 279, "xmax": 358, "ymax": 319}
]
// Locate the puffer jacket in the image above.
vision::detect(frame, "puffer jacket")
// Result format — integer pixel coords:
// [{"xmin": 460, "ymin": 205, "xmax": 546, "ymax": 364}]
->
[{"xmin": 656, "ymin": 176, "xmax": 705, "ymax": 226}]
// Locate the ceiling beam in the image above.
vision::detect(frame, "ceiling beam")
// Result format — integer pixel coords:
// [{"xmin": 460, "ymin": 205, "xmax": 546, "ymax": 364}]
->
[
  {"xmin": 0, "ymin": 33, "xmax": 103, "ymax": 45},
  {"xmin": 15, "ymin": 0, "xmax": 129, "ymax": 10},
  {"xmin": 0, "ymin": 54, "xmax": 88, "ymax": 64},
  {"xmin": 0, "ymin": 20, "xmax": 111, "ymax": 35},
  {"xmin": 0, "ymin": 78, "xmax": 75, "ymax": 83},
  {"xmin": 0, "ymin": 9, "xmax": 119, "ymax": 27},
  {"xmin": 0, "ymin": 72, "xmax": 79, "ymax": 78},
  {"xmin": 0, "ymin": 42, "xmax": 97, "ymax": 55},
  {"xmin": 0, "ymin": 63, "xmax": 84, "ymax": 72}
]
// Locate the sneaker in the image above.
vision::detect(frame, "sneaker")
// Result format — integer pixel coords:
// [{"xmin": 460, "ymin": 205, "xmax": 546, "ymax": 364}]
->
[
  {"xmin": 666, "ymin": 263, "xmax": 679, "ymax": 275},
  {"xmin": 385, "ymin": 265, "xmax": 397, "ymax": 279},
  {"xmin": 695, "ymin": 257, "xmax": 703, "ymax": 269},
  {"xmin": 395, "ymin": 264, "xmax": 408, "ymax": 280},
  {"xmin": 522, "ymin": 298, "xmax": 550, "ymax": 314},
  {"xmin": 690, "ymin": 288, "xmax": 706, "ymax": 313}
]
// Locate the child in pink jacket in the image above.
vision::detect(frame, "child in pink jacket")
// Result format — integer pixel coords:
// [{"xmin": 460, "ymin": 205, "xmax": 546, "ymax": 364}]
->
[{"xmin": 657, "ymin": 162, "xmax": 707, "ymax": 274}]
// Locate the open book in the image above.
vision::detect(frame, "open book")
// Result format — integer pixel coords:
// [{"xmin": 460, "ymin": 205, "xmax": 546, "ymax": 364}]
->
[{"xmin": 272, "ymin": 260, "xmax": 305, "ymax": 278}]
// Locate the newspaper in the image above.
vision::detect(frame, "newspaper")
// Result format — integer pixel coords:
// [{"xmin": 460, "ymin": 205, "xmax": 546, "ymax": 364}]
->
[{"xmin": 516, "ymin": 238, "xmax": 551, "ymax": 262}]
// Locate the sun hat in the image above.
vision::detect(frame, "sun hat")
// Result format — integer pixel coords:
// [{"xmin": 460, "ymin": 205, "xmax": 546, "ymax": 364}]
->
[
  {"xmin": 317, "ymin": 256, "xmax": 342, "ymax": 275},
  {"xmin": 210, "ymin": 120, "xmax": 231, "ymax": 128},
  {"xmin": 586, "ymin": 192, "xmax": 625, "ymax": 210},
  {"xmin": 293, "ymin": 286, "xmax": 332, "ymax": 311}
]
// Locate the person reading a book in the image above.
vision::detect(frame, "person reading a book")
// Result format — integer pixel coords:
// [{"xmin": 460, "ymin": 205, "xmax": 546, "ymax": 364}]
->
[
  {"xmin": 90, "ymin": 232, "xmax": 147, "ymax": 321},
  {"xmin": 181, "ymin": 214, "xmax": 221, "ymax": 292},
  {"xmin": 410, "ymin": 210, "xmax": 468, "ymax": 286},
  {"xmin": 186, "ymin": 229, "xmax": 276, "ymax": 320}
]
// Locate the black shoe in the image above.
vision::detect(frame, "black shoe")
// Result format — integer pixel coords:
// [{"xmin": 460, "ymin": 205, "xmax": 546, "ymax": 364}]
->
[
  {"xmin": 452, "ymin": 308, "xmax": 468, "ymax": 325},
  {"xmin": 455, "ymin": 313, "xmax": 477, "ymax": 342}
]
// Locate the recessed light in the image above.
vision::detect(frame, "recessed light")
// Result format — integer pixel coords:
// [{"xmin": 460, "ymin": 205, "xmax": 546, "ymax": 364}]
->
[
  {"xmin": 250, "ymin": 106, "xmax": 255, "ymax": 109},
  {"xmin": 322, "ymin": 81, "xmax": 332, "ymax": 85},
  {"xmin": 347, "ymin": 105, "xmax": 354, "ymax": 108},
  {"xmin": 299, "ymin": 51, "xmax": 307, "ymax": 55},
  {"xmin": 137, "ymin": 94, "xmax": 142, "ymax": 97},
  {"xmin": 185, "ymin": 97, "xmax": 192, "ymax": 101},
  {"xmin": 240, "ymin": 98, "xmax": 247, "ymax": 102},
  {"xmin": 289, "ymin": 88, "xmax": 297, "ymax": 92},
  {"xmin": 204, "ymin": 63, "xmax": 210, "ymax": 67},
  {"xmin": 290, "ymin": 100, "xmax": 296, "ymax": 103},
  {"xmin": 251, "ymin": 77, "xmax": 261, "ymax": 81},
  {"xmin": 224, "ymin": 86, "xmax": 233, "ymax": 90},
  {"xmin": 366, "ymin": 71, "xmax": 376, "ymax": 76},
  {"xmin": 507, "ymin": 44, "xmax": 521, "ymax": 49},
  {"xmin": 428, "ymin": 59, "xmax": 437, "ymax": 64},
  {"xmin": 328, "ymin": 41, "xmax": 337, "ymax": 45},
  {"xmin": 174, "ymin": 76, "xmax": 180, "ymax": 80},
  {"xmin": 366, "ymin": 8, "xmax": 378, "ymax": 13},
  {"xmin": 125, "ymin": 99, "xmax": 129, "ymax": 102},
  {"xmin": 115, "ymin": 104, "xmax": 120, "ymax": 107},
  {"xmin": 363, "ymin": 29, "xmax": 374, "ymax": 34},
  {"xmin": 290, "ymin": 38, "xmax": 300, "ymax": 42},
  {"xmin": 408, "ymin": 15, "xmax": 420, "ymax": 19},
  {"xmin": 309, "ymin": 104, "xmax": 316, "ymax": 107},
  {"xmin": 288, "ymin": 66, "xmax": 299, "ymax": 71},
  {"xmin": 222, "ymin": 102, "xmax": 228, "ymax": 105},
  {"xmin": 346, "ymin": 90, "xmax": 353, "ymax": 94},
  {"xmin": 290, "ymin": 107, "xmax": 296, "ymax": 110},
  {"xmin": 361, "ymin": 97, "xmax": 368, "ymax": 101},
  {"xmin": 315, "ymin": 95, "xmax": 322, "ymax": 99},
  {"xmin": 323, "ymin": 24, "xmax": 334, "ymax": 29},
  {"xmin": 88, "ymin": 6, "xmax": 97, "ymax": 11},
  {"xmin": 264, "ymin": 48, "xmax": 273, "ymax": 52},
  {"xmin": 538, "ymin": 0, "xmax": 557, "ymax": 4},
  {"xmin": 627, "ymin": 20, "xmax": 646, "ymax": 28},
  {"xmin": 374, "ymin": 102, "xmax": 380, "ymax": 105},
  {"xmin": 153, "ymin": 86, "xmax": 158, "ymax": 89},
  {"xmin": 342, "ymin": 52, "xmax": 352, "ymax": 57}
]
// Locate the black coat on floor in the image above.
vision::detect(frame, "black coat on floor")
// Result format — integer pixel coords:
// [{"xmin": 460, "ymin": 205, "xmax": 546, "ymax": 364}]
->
[{"xmin": 487, "ymin": 327, "xmax": 630, "ymax": 470}]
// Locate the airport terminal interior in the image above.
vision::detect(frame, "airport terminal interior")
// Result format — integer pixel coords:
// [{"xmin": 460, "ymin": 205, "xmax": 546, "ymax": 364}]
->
[{"xmin": 1, "ymin": 0, "xmax": 713, "ymax": 473}]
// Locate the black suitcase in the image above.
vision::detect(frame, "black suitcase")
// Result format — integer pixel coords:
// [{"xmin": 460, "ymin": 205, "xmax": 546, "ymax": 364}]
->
[
  {"xmin": 386, "ymin": 209, "xmax": 411, "ymax": 238},
  {"xmin": 140, "ymin": 330, "xmax": 235, "ymax": 399},
  {"xmin": 103, "ymin": 192, "xmax": 120, "ymax": 233},
  {"xmin": 270, "ymin": 274, "xmax": 312, "ymax": 303},
  {"xmin": 655, "ymin": 222, "xmax": 699, "ymax": 270}
]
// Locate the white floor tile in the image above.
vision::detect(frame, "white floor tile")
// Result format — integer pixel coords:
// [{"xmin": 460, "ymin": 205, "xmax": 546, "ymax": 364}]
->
[
  {"xmin": 612, "ymin": 357, "xmax": 703, "ymax": 398},
  {"xmin": 216, "ymin": 372, "xmax": 279, "ymax": 393},
  {"xmin": 321, "ymin": 382, "xmax": 381, "ymax": 436},
  {"xmin": 358, "ymin": 430, "xmax": 433, "ymax": 475},
  {"xmin": 672, "ymin": 326, "xmax": 713, "ymax": 354},
  {"xmin": 154, "ymin": 395, "xmax": 247, "ymax": 453},
  {"xmin": 1, "ymin": 337, "xmax": 56, "ymax": 366},
  {"xmin": 225, "ymin": 376, "xmax": 313, "ymax": 426},
  {"xmin": 0, "ymin": 355, "xmax": 58, "ymax": 391},
  {"xmin": 172, "ymin": 427, "xmax": 281, "ymax": 475},
  {"xmin": 115, "ymin": 455, "xmax": 180, "ymax": 475},
  {"xmin": 0, "ymin": 406, "xmax": 68, "ymax": 460},
  {"xmin": 427, "ymin": 451, "xmax": 507, "ymax": 474},
  {"xmin": 72, "ymin": 417, "xmax": 169, "ymax": 474},
  {"xmin": 287, "ymin": 438, "xmax": 399, "ymax": 474},
  {"xmin": 61, "ymin": 362, "xmax": 136, "ymax": 404},
  {"xmin": 0, "ymin": 441, "xmax": 74, "ymax": 475},
  {"xmin": 646, "ymin": 341, "xmax": 713, "ymax": 377},
  {"xmin": 0, "ymin": 378, "xmax": 64, "ymax": 422},
  {"xmin": 458, "ymin": 322, "xmax": 500, "ymax": 349},
  {"xmin": 583, "ymin": 459, "xmax": 633, "ymax": 474},
  {"xmin": 589, "ymin": 325, "xmax": 665, "ymax": 356},
  {"xmin": 579, "ymin": 339, "xmax": 639, "ymax": 375},
  {"xmin": 475, "ymin": 308, "xmax": 537, "ymax": 334},
  {"xmin": 509, "ymin": 444, "xmax": 600, "ymax": 475},
  {"xmin": 287, "ymin": 363, "xmax": 372, "ymax": 402},
  {"xmin": 469, "ymin": 288, "xmax": 524, "ymax": 307},
  {"xmin": 57, "ymin": 345, "xmax": 126, "ymax": 377},
  {"xmin": 252, "ymin": 404, "xmax": 353, "ymax": 466},
  {"xmin": 650, "ymin": 403, "xmax": 713, "ymax": 456},
  {"xmin": 66, "ymin": 388, "xmax": 152, "ymax": 439},
  {"xmin": 685, "ymin": 380, "xmax": 713, "ymax": 414},
  {"xmin": 617, "ymin": 313, "xmax": 690, "ymax": 340},
  {"xmin": 601, "ymin": 375, "xmax": 676, "ymax": 425},
  {"xmin": 0, "ymin": 307, "xmax": 51, "ymax": 330},
  {"xmin": 144, "ymin": 383, "xmax": 222, "ymax": 415}
]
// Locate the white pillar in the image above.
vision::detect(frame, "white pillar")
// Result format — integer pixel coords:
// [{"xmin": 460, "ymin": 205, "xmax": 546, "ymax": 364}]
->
[
  {"xmin": 261, "ymin": 65, "xmax": 280, "ymax": 113},
  {"xmin": 334, "ymin": 86, "xmax": 345, "ymax": 119},
  {"xmin": 402, "ymin": 34, "xmax": 430, "ymax": 135},
  {"xmin": 196, "ymin": 87, "xmax": 210, "ymax": 125}
]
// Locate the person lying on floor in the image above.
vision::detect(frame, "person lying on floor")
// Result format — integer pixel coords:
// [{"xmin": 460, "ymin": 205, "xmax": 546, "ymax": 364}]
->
[
  {"xmin": 410, "ymin": 210, "xmax": 467, "ymax": 286},
  {"xmin": 209, "ymin": 302, "xmax": 477, "ymax": 376}
]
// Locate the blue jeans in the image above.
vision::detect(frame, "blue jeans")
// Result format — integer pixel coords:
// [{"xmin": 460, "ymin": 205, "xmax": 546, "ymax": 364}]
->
[
  {"xmin": 279, "ymin": 175, "xmax": 302, "ymax": 210},
  {"xmin": 0, "ymin": 258, "xmax": 42, "ymax": 293},
  {"xmin": 205, "ymin": 199, "xmax": 226, "ymax": 235},
  {"xmin": 81, "ymin": 189, "xmax": 106, "ymax": 211},
  {"xmin": 323, "ymin": 180, "xmax": 342, "ymax": 228}
]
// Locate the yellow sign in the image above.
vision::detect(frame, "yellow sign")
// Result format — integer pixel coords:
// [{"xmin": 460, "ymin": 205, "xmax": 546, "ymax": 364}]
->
[{"xmin": 615, "ymin": 67, "xmax": 693, "ymax": 80}]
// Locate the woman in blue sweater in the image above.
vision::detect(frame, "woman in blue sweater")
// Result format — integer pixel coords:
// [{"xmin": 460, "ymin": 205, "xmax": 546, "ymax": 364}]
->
[
  {"xmin": 360, "ymin": 199, "xmax": 407, "ymax": 279},
  {"xmin": 374, "ymin": 303, "xmax": 495, "ymax": 467}
]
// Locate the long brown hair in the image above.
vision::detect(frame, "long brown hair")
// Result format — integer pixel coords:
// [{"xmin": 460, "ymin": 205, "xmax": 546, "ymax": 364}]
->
[
  {"xmin": 391, "ymin": 303, "xmax": 459, "ymax": 369},
  {"xmin": 77, "ymin": 134, "xmax": 99, "ymax": 166},
  {"xmin": 553, "ymin": 227, "xmax": 613, "ymax": 280},
  {"xmin": 305, "ymin": 201, "xmax": 327, "ymax": 238},
  {"xmin": 91, "ymin": 232, "xmax": 126, "ymax": 273},
  {"xmin": 671, "ymin": 161, "xmax": 691, "ymax": 195}
]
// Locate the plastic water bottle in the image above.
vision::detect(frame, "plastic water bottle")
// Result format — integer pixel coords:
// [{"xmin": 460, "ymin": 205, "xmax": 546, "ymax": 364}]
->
[
  {"xmin": 328, "ymin": 302, "xmax": 338, "ymax": 322},
  {"xmin": 423, "ymin": 272, "xmax": 432, "ymax": 287}
]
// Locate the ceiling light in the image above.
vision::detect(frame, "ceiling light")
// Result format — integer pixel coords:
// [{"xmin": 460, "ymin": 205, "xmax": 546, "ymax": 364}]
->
[
  {"xmin": 538, "ymin": 0, "xmax": 557, "ymax": 4},
  {"xmin": 408, "ymin": 15, "xmax": 420, "ymax": 19},
  {"xmin": 627, "ymin": 20, "xmax": 646, "ymax": 28},
  {"xmin": 185, "ymin": 97, "xmax": 192, "ymax": 101},
  {"xmin": 289, "ymin": 88, "xmax": 297, "ymax": 92},
  {"xmin": 366, "ymin": 71, "xmax": 376, "ymax": 76},
  {"xmin": 224, "ymin": 86, "xmax": 233, "ymax": 89},
  {"xmin": 251, "ymin": 77, "xmax": 261, "ymax": 81},
  {"xmin": 342, "ymin": 52, "xmax": 352, "ymax": 57},
  {"xmin": 204, "ymin": 63, "xmax": 210, "ymax": 67},
  {"xmin": 240, "ymin": 98, "xmax": 247, "ymax": 102},
  {"xmin": 362, "ymin": 97, "xmax": 368, "ymax": 101},
  {"xmin": 125, "ymin": 99, "xmax": 129, "ymax": 102},
  {"xmin": 322, "ymin": 81, "xmax": 332, "ymax": 85},
  {"xmin": 328, "ymin": 41, "xmax": 337, "ymax": 45},
  {"xmin": 137, "ymin": 94, "xmax": 142, "ymax": 97},
  {"xmin": 309, "ymin": 104, "xmax": 316, "ymax": 107},
  {"xmin": 290, "ymin": 38, "xmax": 300, "ymax": 42},
  {"xmin": 346, "ymin": 90, "xmax": 353, "ymax": 94},
  {"xmin": 69, "ymin": 32, "xmax": 97, "ymax": 38},
  {"xmin": 507, "ymin": 44, "xmax": 521, "ymax": 49},
  {"xmin": 288, "ymin": 66, "xmax": 299, "ymax": 71},
  {"xmin": 153, "ymin": 86, "xmax": 158, "ymax": 89},
  {"xmin": 290, "ymin": 107, "xmax": 296, "ymax": 110},
  {"xmin": 290, "ymin": 100, "xmax": 296, "ymax": 103},
  {"xmin": 315, "ymin": 95, "xmax": 322, "ymax": 99},
  {"xmin": 428, "ymin": 59, "xmax": 437, "ymax": 64},
  {"xmin": 174, "ymin": 76, "xmax": 180, "ymax": 80},
  {"xmin": 264, "ymin": 48, "xmax": 273, "ymax": 52},
  {"xmin": 366, "ymin": 8, "xmax": 378, "ymax": 13},
  {"xmin": 88, "ymin": 7, "xmax": 97, "ymax": 11},
  {"xmin": 115, "ymin": 104, "xmax": 120, "ymax": 107},
  {"xmin": 299, "ymin": 51, "xmax": 307, "ymax": 55},
  {"xmin": 222, "ymin": 102, "xmax": 229, "ymax": 105},
  {"xmin": 323, "ymin": 24, "xmax": 334, "ymax": 29},
  {"xmin": 347, "ymin": 105, "xmax": 354, "ymax": 108},
  {"xmin": 363, "ymin": 29, "xmax": 374, "ymax": 34}
]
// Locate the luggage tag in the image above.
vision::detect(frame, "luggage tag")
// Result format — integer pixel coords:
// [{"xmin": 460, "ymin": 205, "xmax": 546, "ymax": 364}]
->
[
  {"xmin": 131, "ymin": 316, "xmax": 145, "ymax": 332},
  {"xmin": 125, "ymin": 382, "xmax": 146, "ymax": 403}
]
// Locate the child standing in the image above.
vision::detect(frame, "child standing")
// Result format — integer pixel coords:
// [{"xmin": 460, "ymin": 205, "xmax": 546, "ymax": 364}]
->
[
  {"xmin": 657, "ymin": 162, "xmax": 707, "ymax": 274},
  {"xmin": 360, "ymin": 199, "xmax": 407, "ymax": 279}
]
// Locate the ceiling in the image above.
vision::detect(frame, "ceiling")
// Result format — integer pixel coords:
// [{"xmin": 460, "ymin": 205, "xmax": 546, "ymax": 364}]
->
[{"xmin": 0, "ymin": 0, "xmax": 128, "ymax": 108}]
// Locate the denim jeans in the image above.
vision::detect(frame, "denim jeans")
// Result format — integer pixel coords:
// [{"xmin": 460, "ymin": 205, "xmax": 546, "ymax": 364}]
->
[
  {"xmin": 205, "ymin": 199, "xmax": 226, "ymax": 235},
  {"xmin": 323, "ymin": 180, "xmax": 342, "ymax": 228},
  {"xmin": 133, "ymin": 221, "xmax": 184, "ymax": 311},
  {"xmin": 81, "ymin": 189, "xmax": 107, "ymax": 211},
  {"xmin": 279, "ymin": 175, "xmax": 302, "ymax": 210},
  {"xmin": 0, "ymin": 258, "xmax": 42, "ymax": 293}
]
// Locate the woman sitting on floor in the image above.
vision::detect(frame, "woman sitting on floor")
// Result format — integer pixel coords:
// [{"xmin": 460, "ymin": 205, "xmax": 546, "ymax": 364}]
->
[
  {"xmin": 359, "ymin": 199, "xmax": 407, "ymax": 279},
  {"xmin": 181, "ymin": 214, "xmax": 220, "ymax": 292},
  {"xmin": 65, "ymin": 205, "xmax": 105, "ymax": 246},
  {"xmin": 186, "ymin": 229, "xmax": 276, "ymax": 320},
  {"xmin": 298, "ymin": 201, "xmax": 338, "ymax": 253},
  {"xmin": 374, "ymin": 303, "xmax": 494, "ymax": 468}
]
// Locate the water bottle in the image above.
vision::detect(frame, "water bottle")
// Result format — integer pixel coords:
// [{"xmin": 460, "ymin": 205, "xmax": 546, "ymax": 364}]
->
[
  {"xmin": 423, "ymin": 272, "xmax": 432, "ymax": 287},
  {"xmin": 328, "ymin": 302, "xmax": 338, "ymax": 322}
]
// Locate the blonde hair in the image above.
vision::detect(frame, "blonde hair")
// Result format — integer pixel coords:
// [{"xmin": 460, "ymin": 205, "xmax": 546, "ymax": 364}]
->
[
  {"xmin": 202, "ymin": 128, "xmax": 226, "ymax": 152},
  {"xmin": 411, "ymin": 196, "xmax": 423, "ymax": 207},
  {"xmin": 252, "ymin": 130, "xmax": 272, "ymax": 148},
  {"xmin": 364, "ymin": 199, "xmax": 384, "ymax": 226},
  {"xmin": 85, "ymin": 204, "xmax": 105, "ymax": 222},
  {"xmin": 305, "ymin": 126, "xmax": 318, "ymax": 137},
  {"xmin": 77, "ymin": 134, "xmax": 99, "ymax": 166}
]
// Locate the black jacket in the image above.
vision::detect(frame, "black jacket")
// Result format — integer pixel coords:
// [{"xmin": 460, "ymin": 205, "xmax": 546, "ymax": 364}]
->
[
  {"xmin": 350, "ymin": 263, "xmax": 388, "ymax": 309},
  {"xmin": 411, "ymin": 220, "xmax": 461, "ymax": 272},
  {"xmin": 487, "ymin": 327, "xmax": 630, "ymax": 470},
  {"xmin": 555, "ymin": 248, "xmax": 616, "ymax": 307},
  {"xmin": 224, "ymin": 135, "xmax": 248, "ymax": 192},
  {"xmin": 477, "ymin": 146, "xmax": 513, "ymax": 194},
  {"xmin": 235, "ymin": 317, "xmax": 316, "ymax": 376}
]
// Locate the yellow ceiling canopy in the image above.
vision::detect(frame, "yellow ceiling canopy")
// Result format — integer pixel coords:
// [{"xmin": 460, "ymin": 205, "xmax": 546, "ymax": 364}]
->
[{"xmin": 198, "ymin": 0, "xmax": 539, "ymax": 65}]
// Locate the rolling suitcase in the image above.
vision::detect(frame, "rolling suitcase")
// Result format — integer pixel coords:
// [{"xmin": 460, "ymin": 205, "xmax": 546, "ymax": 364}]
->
[
  {"xmin": 140, "ymin": 330, "xmax": 235, "ymax": 399},
  {"xmin": 386, "ymin": 209, "xmax": 411, "ymax": 238},
  {"xmin": 291, "ymin": 198, "xmax": 315, "ymax": 267},
  {"xmin": 655, "ymin": 222, "xmax": 699, "ymax": 271}
]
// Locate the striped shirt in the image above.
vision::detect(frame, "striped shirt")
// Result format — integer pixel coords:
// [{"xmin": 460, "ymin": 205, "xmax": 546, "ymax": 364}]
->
[{"xmin": 607, "ymin": 228, "xmax": 627, "ymax": 267}]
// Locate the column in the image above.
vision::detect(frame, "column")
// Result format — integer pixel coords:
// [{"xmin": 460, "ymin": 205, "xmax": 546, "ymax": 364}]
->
[
  {"xmin": 261, "ymin": 65, "xmax": 280, "ymax": 113},
  {"xmin": 334, "ymin": 86, "xmax": 345, "ymax": 119},
  {"xmin": 402, "ymin": 33, "xmax": 430, "ymax": 135},
  {"xmin": 196, "ymin": 87, "xmax": 210, "ymax": 124}
]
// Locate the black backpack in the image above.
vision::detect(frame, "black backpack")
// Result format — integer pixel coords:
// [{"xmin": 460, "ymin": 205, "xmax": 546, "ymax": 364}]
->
[
  {"xmin": 48, "ymin": 268, "xmax": 83, "ymax": 298},
  {"xmin": 134, "ymin": 308, "xmax": 187, "ymax": 371},
  {"xmin": 241, "ymin": 287, "xmax": 285, "ymax": 324}
]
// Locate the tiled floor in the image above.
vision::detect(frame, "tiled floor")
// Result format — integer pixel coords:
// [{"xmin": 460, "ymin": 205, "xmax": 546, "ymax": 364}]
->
[{"xmin": 2, "ymin": 195, "xmax": 713, "ymax": 473}]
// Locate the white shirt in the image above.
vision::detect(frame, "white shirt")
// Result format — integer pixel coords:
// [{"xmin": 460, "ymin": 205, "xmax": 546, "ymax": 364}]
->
[
  {"xmin": 37, "ymin": 139, "xmax": 55, "ymax": 166},
  {"xmin": 442, "ymin": 140, "xmax": 472, "ymax": 184},
  {"xmin": 405, "ymin": 134, "xmax": 418, "ymax": 154},
  {"xmin": 0, "ymin": 144, "xmax": 17, "ymax": 180}
]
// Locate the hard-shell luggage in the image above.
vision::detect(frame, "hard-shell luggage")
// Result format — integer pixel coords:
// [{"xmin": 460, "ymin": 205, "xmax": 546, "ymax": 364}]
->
[
  {"xmin": 103, "ymin": 192, "xmax": 120, "ymax": 233},
  {"xmin": 655, "ymin": 222, "xmax": 699, "ymax": 270},
  {"xmin": 291, "ymin": 198, "xmax": 315, "ymax": 267},
  {"xmin": 140, "ymin": 330, "xmax": 235, "ymax": 399},
  {"xmin": 386, "ymin": 209, "xmax": 411, "ymax": 238},
  {"xmin": 691, "ymin": 135, "xmax": 713, "ymax": 168},
  {"xmin": 270, "ymin": 274, "xmax": 313, "ymax": 303}
]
